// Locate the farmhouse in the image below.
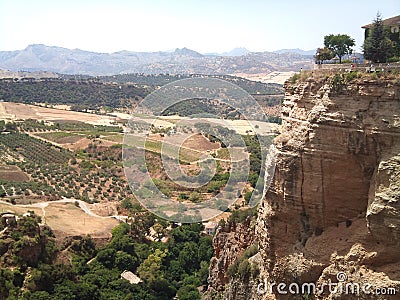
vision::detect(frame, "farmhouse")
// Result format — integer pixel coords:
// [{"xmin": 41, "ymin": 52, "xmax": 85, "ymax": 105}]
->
[
  {"xmin": 204, "ymin": 222, "xmax": 218, "ymax": 235},
  {"xmin": 362, "ymin": 15, "xmax": 400, "ymax": 52}
]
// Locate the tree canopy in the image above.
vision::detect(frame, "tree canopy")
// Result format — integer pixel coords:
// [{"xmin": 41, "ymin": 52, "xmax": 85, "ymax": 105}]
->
[
  {"xmin": 314, "ymin": 47, "xmax": 334, "ymax": 63},
  {"xmin": 363, "ymin": 13, "xmax": 394, "ymax": 63},
  {"xmin": 324, "ymin": 34, "xmax": 355, "ymax": 63}
]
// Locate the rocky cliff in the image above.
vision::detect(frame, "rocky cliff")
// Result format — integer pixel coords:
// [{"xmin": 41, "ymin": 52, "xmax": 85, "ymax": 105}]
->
[{"xmin": 207, "ymin": 73, "xmax": 400, "ymax": 299}]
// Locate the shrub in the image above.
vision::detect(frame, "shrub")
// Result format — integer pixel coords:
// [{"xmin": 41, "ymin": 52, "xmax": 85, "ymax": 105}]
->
[
  {"xmin": 289, "ymin": 73, "xmax": 300, "ymax": 83},
  {"xmin": 237, "ymin": 259, "xmax": 251, "ymax": 279},
  {"xmin": 331, "ymin": 74, "xmax": 344, "ymax": 93},
  {"xmin": 387, "ymin": 56, "xmax": 400, "ymax": 63},
  {"xmin": 244, "ymin": 191, "xmax": 252, "ymax": 203},
  {"xmin": 227, "ymin": 244, "xmax": 259, "ymax": 280},
  {"xmin": 345, "ymin": 71, "xmax": 357, "ymax": 82}
]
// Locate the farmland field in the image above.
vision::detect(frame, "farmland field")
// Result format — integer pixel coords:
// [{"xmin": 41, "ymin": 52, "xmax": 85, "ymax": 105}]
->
[
  {"xmin": 0, "ymin": 201, "xmax": 118, "ymax": 238},
  {"xmin": 0, "ymin": 102, "xmax": 118, "ymax": 126},
  {"xmin": 35, "ymin": 131, "xmax": 85, "ymax": 144},
  {"xmin": 44, "ymin": 202, "xmax": 118, "ymax": 237},
  {"xmin": 0, "ymin": 132, "xmax": 73, "ymax": 164},
  {"xmin": 0, "ymin": 203, "xmax": 42, "ymax": 216},
  {"xmin": 0, "ymin": 165, "xmax": 29, "ymax": 182},
  {"xmin": 181, "ymin": 133, "xmax": 220, "ymax": 152},
  {"xmin": 102, "ymin": 134, "xmax": 124, "ymax": 143},
  {"xmin": 0, "ymin": 101, "xmax": 271, "ymax": 235}
]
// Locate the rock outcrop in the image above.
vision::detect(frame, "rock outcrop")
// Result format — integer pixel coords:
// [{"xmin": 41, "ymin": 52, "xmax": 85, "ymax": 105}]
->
[
  {"xmin": 207, "ymin": 74, "xmax": 400, "ymax": 299},
  {"xmin": 207, "ymin": 218, "xmax": 256, "ymax": 296}
]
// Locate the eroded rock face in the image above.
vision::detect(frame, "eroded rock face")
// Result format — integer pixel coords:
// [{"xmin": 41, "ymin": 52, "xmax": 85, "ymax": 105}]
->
[
  {"xmin": 206, "ymin": 76, "xmax": 400, "ymax": 300},
  {"xmin": 367, "ymin": 152, "xmax": 400, "ymax": 245},
  {"xmin": 255, "ymin": 77, "xmax": 400, "ymax": 299},
  {"xmin": 208, "ymin": 219, "xmax": 256, "ymax": 293}
]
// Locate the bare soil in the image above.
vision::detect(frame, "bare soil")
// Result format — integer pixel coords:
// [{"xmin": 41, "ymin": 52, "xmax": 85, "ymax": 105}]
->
[
  {"xmin": 44, "ymin": 203, "xmax": 118, "ymax": 238},
  {"xmin": 0, "ymin": 165, "xmax": 29, "ymax": 182},
  {"xmin": 181, "ymin": 133, "xmax": 220, "ymax": 152}
]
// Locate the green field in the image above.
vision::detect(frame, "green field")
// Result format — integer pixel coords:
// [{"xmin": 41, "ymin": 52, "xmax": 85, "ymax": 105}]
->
[{"xmin": 36, "ymin": 131, "xmax": 84, "ymax": 144}]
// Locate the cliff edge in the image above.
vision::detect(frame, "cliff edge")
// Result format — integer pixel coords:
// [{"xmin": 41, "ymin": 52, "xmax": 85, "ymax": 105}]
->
[{"xmin": 207, "ymin": 73, "xmax": 400, "ymax": 300}]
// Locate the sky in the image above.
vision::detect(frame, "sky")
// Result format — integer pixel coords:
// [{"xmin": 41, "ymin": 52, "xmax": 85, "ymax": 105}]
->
[{"xmin": 0, "ymin": 0, "xmax": 399, "ymax": 54}]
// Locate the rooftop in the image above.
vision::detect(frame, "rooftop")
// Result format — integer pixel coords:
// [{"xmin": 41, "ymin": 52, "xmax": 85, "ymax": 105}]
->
[
  {"xmin": 120, "ymin": 270, "xmax": 142, "ymax": 284},
  {"xmin": 205, "ymin": 222, "xmax": 218, "ymax": 229},
  {"xmin": 362, "ymin": 15, "xmax": 400, "ymax": 29}
]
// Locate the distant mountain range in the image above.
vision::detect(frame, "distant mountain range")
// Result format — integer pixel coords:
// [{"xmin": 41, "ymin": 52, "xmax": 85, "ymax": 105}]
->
[
  {"xmin": 205, "ymin": 47, "xmax": 251, "ymax": 56},
  {"xmin": 273, "ymin": 48, "xmax": 316, "ymax": 56},
  {"xmin": 0, "ymin": 44, "xmax": 314, "ymax": 76}
]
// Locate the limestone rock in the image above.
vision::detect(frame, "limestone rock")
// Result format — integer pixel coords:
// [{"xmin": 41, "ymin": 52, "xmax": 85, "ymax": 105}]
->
[{"xmin": 206, "ymin": 76, "xmax": 400, "ymax": 300}]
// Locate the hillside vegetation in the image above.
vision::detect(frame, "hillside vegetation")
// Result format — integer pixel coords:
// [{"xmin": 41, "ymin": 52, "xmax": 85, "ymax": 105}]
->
[
  {"xmin": 99, "ymin": 73, "xmax": 284, "ymax": 95},
  {"xmin": 0, "ymin": 79, "xmax": 147, "ymax": 111},
  {"xmin": 0, "ymin": 213, "xmax": 213, "ymax": 300}
]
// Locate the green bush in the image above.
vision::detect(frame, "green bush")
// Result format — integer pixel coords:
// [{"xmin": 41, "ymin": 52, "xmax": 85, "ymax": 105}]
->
[
  {"xmin": 228, "ymin": 207, "xmax": 257, "ymax": 223},
  {"xmin": 387, "ymin": 56, "xmax": 400, "ymax": 62},
  {"xmin": 244, "ymin": 191, "xmax": 253, "ymax": 203},
  {"xmin": 331, "ymin": 74, "xmax": 344, "ymax": 93},
  {"xmin": 227, "ymin": 244, "xmax": 259, "ymax": 280},
  {"xmin": 237, "ymin": 259, "xmax": 251, "ymax": 279},
  {"xmin": 345, "ymin": 71, "xmax": 357, "ymax": 82},
  {"xmin": 289, "ymin": 73, "xmax": 300, "ymax": 83}
]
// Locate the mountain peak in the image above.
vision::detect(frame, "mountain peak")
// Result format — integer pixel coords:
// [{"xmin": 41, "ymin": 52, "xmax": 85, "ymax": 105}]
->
[
  {"xmin": 226, "ymin": 47, "xmax": 250, "ymax": 56},
  {"xmin": 0, "ymin": 44, "xmax": 315, "ymax": 75},
  {"xmin": 174, "ymin": 47, "xmax": 203, "ymax": 57}
]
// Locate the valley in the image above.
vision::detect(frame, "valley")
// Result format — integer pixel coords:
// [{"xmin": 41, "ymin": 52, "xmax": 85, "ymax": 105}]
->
[{"xmin": 0, "ymin": 71, "xmax": 276, "ymax": 298}]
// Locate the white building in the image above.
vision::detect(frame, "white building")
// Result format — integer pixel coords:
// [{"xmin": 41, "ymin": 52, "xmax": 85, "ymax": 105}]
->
[
  {"xmin": 120, "ymin": 270, "xmax": 142, "ymax": 284},
  {"xmin": 205, "ymin": 222, "xmax": 218, "ymax": 235}
]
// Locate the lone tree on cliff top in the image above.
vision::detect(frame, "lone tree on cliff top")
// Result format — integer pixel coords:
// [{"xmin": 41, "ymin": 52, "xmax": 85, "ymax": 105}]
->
[
  {"xmin": 324, "ymin": 34, "xmax": 355, "ymax": 63},
  {"xmin": 363, "ymin": 13, "xmax": 394, "ymax": 63}
]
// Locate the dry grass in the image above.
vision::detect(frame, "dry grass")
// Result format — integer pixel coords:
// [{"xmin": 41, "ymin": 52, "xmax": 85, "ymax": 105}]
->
[
  {"xmin": 1, "ymin": 102, "xmax": 117, "ymax": 126},
  {"xmin": 181, "ymin": 134, "xmax": 220, "ymax": 152},
  {"xmin": 0, "ymin": 203, "xmax": 42, "ymax": 216},
  {"xmin": 44, "ymin": 203, "xmax": 118, "ymax": 237},
  {"xmin": 102, "ymin": 134, "xmax": 124, "ymax": 143},
  {"xmin": 0, "ymin": 202, "xmax": 118, "ymax": 238}
]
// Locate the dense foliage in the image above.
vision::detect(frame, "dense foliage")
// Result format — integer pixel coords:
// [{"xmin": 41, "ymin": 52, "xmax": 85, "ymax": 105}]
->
[
  {"xmin": 162, "ymin": 98, "xmax": 239, "ymax": 119},
  {"xmin": 363, "ymin": 13, "xmax": 395, "ymax": 63},
  {"xmin": 324, "ymin": 34, "xmax": 355, "ymax": 63},
  {"xmin": 0, "ymin": 79, "xmax": 147, "ymax": 111},
  {"xmin": 314, "ymin": 47, "xmax": 334, "ymax": 64},
  {"xmin": 0, "ymin": 215, "xmax": 213, "ymax": 300}
]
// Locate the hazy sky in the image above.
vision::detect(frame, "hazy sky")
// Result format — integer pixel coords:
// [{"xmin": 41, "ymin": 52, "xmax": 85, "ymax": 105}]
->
[{"xmin": 1, "ymin": 0, "xmax": 399, "ymax": 53}]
